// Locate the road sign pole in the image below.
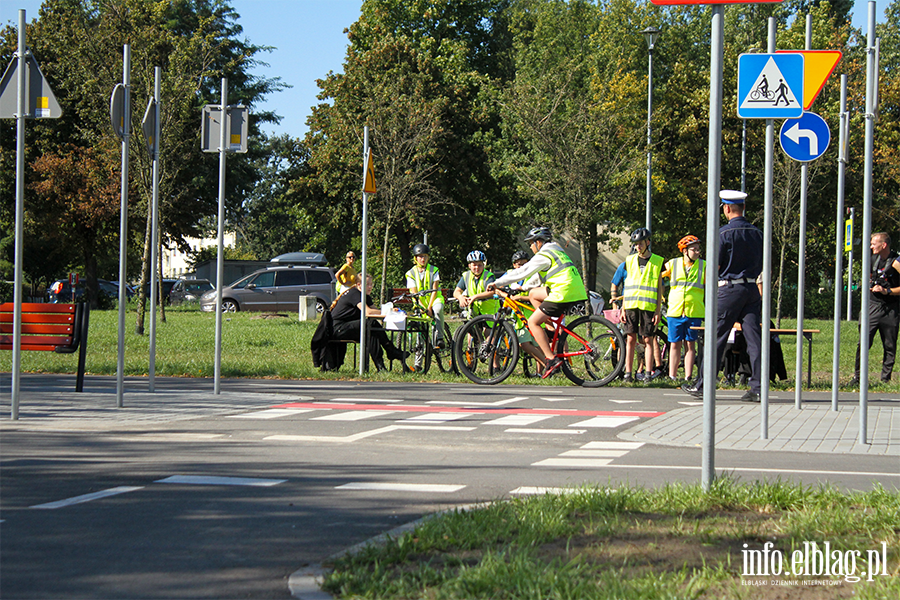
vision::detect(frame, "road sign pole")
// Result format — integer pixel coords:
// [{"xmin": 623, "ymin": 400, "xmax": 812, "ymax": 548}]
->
[
  {"xmin": 701, "ymin": 4, "xmax": 724, "ymax": 492},
  {"xmin": 359, "ymin": 127, "xmax": 369, "ymax": 375},
  {"xmin": 214, "ymin": 78, "xmax": 228, "ymax": 395},
  {"xmin": 11, "ymin": 10, "xmax": 26, "ymax": 420},
  {"xmin": 761, "ymin": 17, "xmax": 777, "ymax": 439},
  {"xmin": 794, "ymin": 15, "xmax": 812, "ymax": 410},
  {"xmin": 860, "ymin": 2, "xmax": 877, "ymax": 444},
  {"xmin": 831, "ymin": 74, "xmax": 848, "ymax": 411},
  {"xmin": 149, "ymin": 67, "xmax": 161, "ymax": 392},
  {"xmin": 116, "ymin": 45, "xmax": 131, "ymax": 409},
  {"xmin": 847, "ymin": 207, "xmax": 854, "ymax": 321}
]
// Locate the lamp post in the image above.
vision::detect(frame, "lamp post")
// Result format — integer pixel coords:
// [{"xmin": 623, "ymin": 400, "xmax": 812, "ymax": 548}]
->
[{"xmin": 642, "ymin": 26, "xmax": 660, "ymax": 232}]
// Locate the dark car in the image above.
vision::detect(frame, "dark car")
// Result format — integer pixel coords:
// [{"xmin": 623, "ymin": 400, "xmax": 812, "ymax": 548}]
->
[
  {"xmin": 47, "ymin": 279, "xmax": 133, "ymax": 303},
  {"xmin": 200, "ymin": 265, "xmax": 335, "ymax": 313},
  {"xmin": 168, "ymin": 278, "xmax": 214, "ymax": 305},
  {"xmin": 142, "ymin": 279, "xmax": 178, "ymax": 304}
]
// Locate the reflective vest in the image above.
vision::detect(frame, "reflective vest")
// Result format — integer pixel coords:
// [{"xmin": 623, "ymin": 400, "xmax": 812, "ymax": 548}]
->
[
  {"xmin": 463, "ymin": 269, "xmax": 500, "ymax": 316},
  {"xmin": 536, "ymin": 242, "xmax": 587, "ymax": 303},
  {"xmin": 623, "ymin": 253, "xmax": 663, "ymax": 311},
  {"xmin": 405, "ymin": 264, "xmax": 443, "ymax": 309},
  {"xmin": 666, "ymin": 257, "xmax": 705, "ymax": 318}
]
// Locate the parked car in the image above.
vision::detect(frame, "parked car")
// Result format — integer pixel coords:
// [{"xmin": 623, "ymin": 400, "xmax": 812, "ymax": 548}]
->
[
  {"xmin": 142, "ymin": 279, "xmax": 178, "ymax": 304},
  {"xmin": 199, "ymin": 264, "xmax": 336, "ymax": 313},
  {"xmin": 47, "ymin": 279, "xmax": 133, "ymax": 303},
  {"xmin": 168, "ymin": 278, "xmax": 214, "ymax": 305}
]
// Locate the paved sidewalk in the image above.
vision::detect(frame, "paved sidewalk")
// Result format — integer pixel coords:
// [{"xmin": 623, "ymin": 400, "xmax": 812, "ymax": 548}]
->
[{"xmin": 622, "ymin": 404, "xmax": 900, "ymax": 456}]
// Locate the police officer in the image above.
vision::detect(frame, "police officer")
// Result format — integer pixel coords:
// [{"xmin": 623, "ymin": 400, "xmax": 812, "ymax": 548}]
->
[
  {"xmin": 682, "ymin": 190, "xmax": 763, "ymax": 402},
  {"xmin": 849, "ymin": 232, "xmax": 900, "ymax": 386}
]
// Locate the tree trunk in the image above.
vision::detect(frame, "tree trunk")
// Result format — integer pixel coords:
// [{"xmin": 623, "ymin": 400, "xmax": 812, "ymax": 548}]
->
[
  {"xmin": 135, "ymin": 213, "xmax": 152, "ymax": 335},
  {"xmin": 158, "ymin": 238, "xmax": 166, "ymax": 323},
  {"xmin": 776, "ymin": 242, "xmax": 786, "ymax": 327}
]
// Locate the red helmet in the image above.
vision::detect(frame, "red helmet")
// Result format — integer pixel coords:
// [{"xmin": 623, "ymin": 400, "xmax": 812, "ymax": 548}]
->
[{"xmin": 677, "ymin": 235, "xmax": 701, "ymax": 252}]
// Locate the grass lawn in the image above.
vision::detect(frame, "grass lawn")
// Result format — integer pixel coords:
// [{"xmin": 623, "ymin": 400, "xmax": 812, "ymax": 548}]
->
[{"xmin": 323, "ymin": 478, "xmax": 899, "ymax": 600}]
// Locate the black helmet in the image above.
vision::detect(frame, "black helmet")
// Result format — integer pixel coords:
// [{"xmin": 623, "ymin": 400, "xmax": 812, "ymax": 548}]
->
[
  {"xmin": 524, "ymin": 227, "xmax": 552, "ymax": 243},
  {"xmin": 630, "ymin": 228, "xmax": 651, "ymax": 243},
  {"xmin": 412, "ymin": 243, "xmax": 430, "ymax": 256},
  {"xmin": 511, "ymin": 250, "xmax": 529, "ymax": 263}
]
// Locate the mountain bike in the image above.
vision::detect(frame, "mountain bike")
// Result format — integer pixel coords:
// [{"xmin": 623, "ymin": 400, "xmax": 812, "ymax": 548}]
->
[
  {"xmin": 453, "ymin": 288, "xmax": 625, "ymax": 386},
  {"xmin": 389, "ymin": 289, "xmax": 454, "ymax": 374}
]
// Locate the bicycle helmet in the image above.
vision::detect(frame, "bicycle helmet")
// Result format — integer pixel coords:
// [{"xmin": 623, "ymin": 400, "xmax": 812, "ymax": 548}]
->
[
  {"xmin": 511, "ymin": 250, "xmax": 530, "ymax": 263},
  {"xmin": 630, "ymin": 227, "xmax": 651, "ymax": 244},
  {"xmin": 466, "ymin": 250, "xmax": 486, "ymax": 263},
  {"xmin": 524, "ymin": 227, "xmax": 552, "ymax": 243},
  {"xmin": 412, "ymin": 243, "xmax": 430, "ymax": 256},
  {"xmin": 677, "ymin": 235, "xmax": 701, "ymax": 252}
]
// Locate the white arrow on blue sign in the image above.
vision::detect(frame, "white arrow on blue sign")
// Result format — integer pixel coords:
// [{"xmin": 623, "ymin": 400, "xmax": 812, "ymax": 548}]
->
[
  {"xmin": 737, "ymin": 53, "xmax": 804, "ymax": 119},
  {"xmin": 779, "ymin": 111, "xmax": 831, "ymax": 162}
]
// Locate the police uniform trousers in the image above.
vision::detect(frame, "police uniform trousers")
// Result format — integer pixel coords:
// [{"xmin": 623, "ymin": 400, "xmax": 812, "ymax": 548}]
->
[
  {"xmin": 854, "ymin": 301, "xmax": 899, "ymax": 382},
  {"xmin": 696, "ymin": 282, "xmax": 763, "ymax": 393}
]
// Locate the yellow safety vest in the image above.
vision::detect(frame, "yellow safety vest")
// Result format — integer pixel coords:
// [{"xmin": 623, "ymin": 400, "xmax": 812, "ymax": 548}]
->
[
  {"xmin": 623, "ymin": 253, "xmax": 663, "ymax": 311},
  {"xmin": 666, "ymin": 257, "xmax": 705, "ymax": 318},
  {"xmin": 463, "ymin": 270, "xmax": 500, "ymax": 316},
  {"xmin": 537, "ymin": 243, "xmax": 587, "ymax": 303},
  {"xmin": 405, "ymin": 264, "xmax": 443, "ymax": 309}
]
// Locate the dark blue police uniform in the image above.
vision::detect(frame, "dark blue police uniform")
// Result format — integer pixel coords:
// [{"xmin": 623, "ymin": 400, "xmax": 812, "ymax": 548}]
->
[{"xmin": 693, "ymin": 193, "xmax": 764, "ymax": 396}]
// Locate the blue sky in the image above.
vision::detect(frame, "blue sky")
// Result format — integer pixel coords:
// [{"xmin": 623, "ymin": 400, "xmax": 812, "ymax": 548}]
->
[{"xmin": 1, "ymin": 1, "xmax": 887, "ymax": 139}]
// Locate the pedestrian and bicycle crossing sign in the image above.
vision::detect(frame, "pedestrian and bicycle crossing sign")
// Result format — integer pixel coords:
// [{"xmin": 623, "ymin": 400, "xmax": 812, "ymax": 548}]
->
[{"xmin": 737, "ymin": 53, "xmax": 804, "ymax": 119}]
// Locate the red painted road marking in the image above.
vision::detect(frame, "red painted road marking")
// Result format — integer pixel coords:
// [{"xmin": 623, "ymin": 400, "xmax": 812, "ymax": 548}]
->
[{"xmin": 271, "ymin": 402, "xmax": 663, "ymax": 418}]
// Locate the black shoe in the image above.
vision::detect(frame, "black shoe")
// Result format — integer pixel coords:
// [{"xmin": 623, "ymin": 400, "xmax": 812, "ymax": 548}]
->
[
  {"xmin": 681, "ymin": 382, "xmax": 702, "ymax": 398},
  {"xmin": 541, "ymin": 356, "xmax": 564, "ymax": 379},
  {"xmin": 622, "ymin": 372, "xmax": 633, "ymax": 383},
  {"xmin": 845, "ymin": 376, "xmax": 860, "ymax": 388},
  {"xmin": 741, "ymin": 391, "xmax": 760, "ymax": 403},
  {"xmin": 373, "ymin": 362, "xmax": 387, "ymax": 372},
  {"xmin": 387, "ymin": 348, "xmax": 409, "ymax": 362}
]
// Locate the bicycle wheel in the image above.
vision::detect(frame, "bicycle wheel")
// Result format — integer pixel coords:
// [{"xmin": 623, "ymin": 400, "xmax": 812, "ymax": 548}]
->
[
  {"xmin": 559, "ymin": 315, "xmax": 626, "ymax": 386},
  {"xmin": 399, "ymin": 325, "xmax": 431, "ymax": 374},
  {"xmin": 453, "ymin": 315, "xmax": 519, "ymax": 385},
  {"xmin": 432, "ymin": 323, "xmax": 456, "ymax": 374}
]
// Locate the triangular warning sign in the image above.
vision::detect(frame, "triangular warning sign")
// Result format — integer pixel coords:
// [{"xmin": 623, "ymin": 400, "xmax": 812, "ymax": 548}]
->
[
  {"xmin": 777, "ymin": 50, "xmax": 841, "ymax": 110},
  {"xmin": 363, "ymin": 149, "xmax": 376, "ymax": 194},
  {"xmin": 739, "ymin": 57, "xmax": 800, "ymax": 111}
]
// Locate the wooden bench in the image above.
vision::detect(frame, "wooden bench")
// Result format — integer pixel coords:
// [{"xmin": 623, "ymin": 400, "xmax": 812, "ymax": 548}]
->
[{"xmin": 0, "ymin": 302, "xmax": 90, "ymax": 392}]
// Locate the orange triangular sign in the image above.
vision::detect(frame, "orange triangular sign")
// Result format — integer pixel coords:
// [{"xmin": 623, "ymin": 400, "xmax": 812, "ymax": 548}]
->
[
  {"xmin": 363, "ymin": 149, "xmax": 376, "ymax": 194},
  {"xmin": 777, "ymin": 50, "xmax": 842, "ymax": 110}
]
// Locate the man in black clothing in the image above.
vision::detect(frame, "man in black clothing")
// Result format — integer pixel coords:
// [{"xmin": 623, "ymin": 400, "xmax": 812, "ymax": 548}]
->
[
  {"xmin": 332, "ymin": 274, "xmax": 406, "ymax": 371},
  {"xmin": 851, "ymin": 232, "xmax": 900, "ymax": 385}
]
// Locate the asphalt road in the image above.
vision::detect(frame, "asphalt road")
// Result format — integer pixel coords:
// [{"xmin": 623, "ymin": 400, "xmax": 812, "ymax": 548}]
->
[{"xmin": 1, "ymin": 375, "xmax": 897, "ymax": 599}]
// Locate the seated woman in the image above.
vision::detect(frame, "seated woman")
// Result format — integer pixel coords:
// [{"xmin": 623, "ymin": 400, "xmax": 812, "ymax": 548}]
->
[{"xmin": 331, "ymin": 274, "xmax": 406, "ymax": 371}]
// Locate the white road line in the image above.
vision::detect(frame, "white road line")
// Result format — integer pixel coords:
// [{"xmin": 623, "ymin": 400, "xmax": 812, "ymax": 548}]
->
[
  {"xmin": 580, "ymin": 441, "xmax": 644, "ymax": 449},
  {"xmin": 678, "ymin": 401, "xmax": 703, "ymax": 406},
  {"xmin": 228, "ymin": 409, "xmax": 315, "ymax": 419},
  {"xmin": 325, "ymin": 398, "xmax": 399, "ymax": 403},
  {"xmin": 609, "ymin": 400, "xmax": 642, "ymax": 404},
  {"xmin": 559, "ymin": 449, "xmax": 630, "ymax": 458},
  {"xmin": 569, "ymin": 416, "xmax": 639, "ymax": 428},
  {"xmin": 397, "ymin": 412, "xmax": 474, "ymax": 423},
  {"xmin": 31, "ymin": 486, "xmax": 144, "ymax": 509},
  {"xmin": 336, "ymin": 482, "xmax": 466, "ymax": 493},
  {"xmin": 155, "ymin": 475, "xmax": 286, "ymax": 487},
  {"xmin": 108, "ymin": 433, "xmax": 224, "ymax": 442},
  {"xmin": 509, "ymin": 487, "xmax": 571, "ymax": 495},
  {"xmin": 539, "ymin": 397, "xmax": 577, "ymax": 402},
  {"xmin": 428, "ymin": 396, "xmax": 527, "ymax": 406},
  {"xmin": 484, "ymin": 414, "xmax": 553, "ymax": 426},
  {"xmin": 312, "ymin": 410, "xmax": 396, "ymax": 421},
  {"xmin": 393, "ymin": 425, "xmax": 477, "ymax": 431},
  {"xmin": 505, "ymin": 428, "xmax": 586, "ymax": 434},
  {"xmin": 265, "ymin": 424, "xmax": 476, "ymax": 443},
  {"xmin": 532, "ymin": 458, "xmax": 614, "ymax": 468},
  {"xmin": 568, "ymin": 464, "xmax": 900, "ymax": 477}
]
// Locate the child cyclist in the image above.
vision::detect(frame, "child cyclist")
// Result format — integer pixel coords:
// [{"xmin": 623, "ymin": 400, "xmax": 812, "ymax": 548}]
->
[
  {"xmin": 405, "ymin": 243, "xmax": 446, "ymax": 349},
  {"xmin": 621, "ymin": 228, "xmax": 665, "ymax": 383},
  {"xmin": 453, "ymin": 251, "xmax": 499, "ymax": 318},
  {"xmin": 488, "ymin": 227, "xmax": 588, "ymax": 378},
  {"xmin": 662, "ymin": 235, "xmax": 705, "ymax": 382}
]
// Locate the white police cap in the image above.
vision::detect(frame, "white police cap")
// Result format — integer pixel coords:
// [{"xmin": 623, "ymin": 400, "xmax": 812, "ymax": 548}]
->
[{"xmin": 720, "ymin": 190, "xmax": 748, "ymax": 204}]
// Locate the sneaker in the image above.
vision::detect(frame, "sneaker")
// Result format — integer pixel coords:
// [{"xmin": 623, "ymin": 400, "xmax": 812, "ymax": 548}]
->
[
  {"xmin": 649, "ymin": 368, "xmax": 664, "ymax": 381},
  {"xmin": 844, "ymin": 376, "xmax": 860, "ymax": 388},
  {"xmin": 622, "ymin": 372, "xmax": 633, "ymax": 383},
  {"xmin": 541, "ymin": 356, "xmax": 564, "ymax": 379},
  {"xmin": 681, "ymin": 382, "xmax": 702, "ymax": 398},
  {"xmin": 634, "ymin": 372, "xmax": 646, "ymax": 382},
  {"xmin": 668, "ymin": 375, "xmax": 679, "ymax": 382},
  {"xmin": 741, "ymin": 391, "xmax": 760, "ymax": 403}
]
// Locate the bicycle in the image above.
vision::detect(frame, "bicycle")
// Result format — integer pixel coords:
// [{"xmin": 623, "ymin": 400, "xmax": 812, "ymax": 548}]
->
[
  {"xmin": 606, "ymin": 296, "xmax": 669, "ymax": 380},
  {"xmin": 453, "ymin": 288, "xmax": 625, "ymax": 386},
  {"xmin": 388, "ymin": 289, "xmax": 455, "ymax": 374}
]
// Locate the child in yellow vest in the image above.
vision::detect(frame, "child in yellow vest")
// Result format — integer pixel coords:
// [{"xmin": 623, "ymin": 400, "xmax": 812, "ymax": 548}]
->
[
  {"xmin": 621, "ymin": 228, "xmax": 665, "ymax": 382},
  {"xmin": 662, "ymin": 235, "xmax": 705, "ymax": 382}
]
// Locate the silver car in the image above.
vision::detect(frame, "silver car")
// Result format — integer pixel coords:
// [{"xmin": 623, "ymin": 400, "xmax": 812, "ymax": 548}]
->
[
  {"xmin": 168, "ymin": 279, "xmax": 215, "ymax": 305},
  {"xmin": 200, "ymin": 265, "xmax": 335, "ymax": 313}
]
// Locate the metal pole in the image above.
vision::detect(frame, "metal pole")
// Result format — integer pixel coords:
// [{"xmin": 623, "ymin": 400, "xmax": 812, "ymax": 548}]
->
[
  {"xmin": 10, "ymin": 10, "xmax": 26, "ymax": 420},
  {"xmin": 831, "ymin": 74, "xmax": 848, "ymax": 411},
  {"xmin": 740, "ymin": 119, "xmax": 747, "ymax": 193},
  {"xmin": 214, "ymin": 78, "xmax": 227, "ymax": 395},
  {"xmin": 701, "ymin": 5, "xmax": 725, "ymax": 491},
  {"xmin": 760, "ymin": 18, "xmax": 776, "ymax": 439},
  {"xmin": 116, "ymin": 45, "xmax": 131, "ymax": 408},
  {"xmin": 859, "ymin": 2, "xmax": 877, "ymax": 444},
  {"xmin": 359, "ymin": 127, "xmax": 369, "ymax": 375},
  {"xmin": 149, "ymin": 67, "xmax": 160, "ymax": 392},
  {"xmin": 793, "ymin": 14, "xmax": 812, "ymax": 410},
  {"xmin": 847, "ymin": 206, "xmax": 854, "ymax": 321},
  {"xmin": 645, "ymin": 42, "xmax": 654, "ymax": 232}
]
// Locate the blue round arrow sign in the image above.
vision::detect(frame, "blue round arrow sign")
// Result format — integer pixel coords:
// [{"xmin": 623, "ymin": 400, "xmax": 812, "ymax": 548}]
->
[{"xmin": 779, "ymin": 111, "xmax": 831, "ymax": 162}]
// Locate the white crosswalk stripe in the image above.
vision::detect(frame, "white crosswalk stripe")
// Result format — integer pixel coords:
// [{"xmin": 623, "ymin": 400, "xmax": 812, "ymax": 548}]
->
[{"xmin": 312, "ymin": 410, "xmax": 396, "ymax": 421}]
